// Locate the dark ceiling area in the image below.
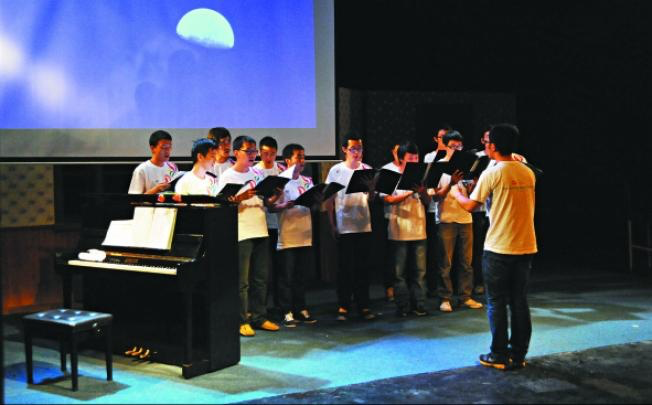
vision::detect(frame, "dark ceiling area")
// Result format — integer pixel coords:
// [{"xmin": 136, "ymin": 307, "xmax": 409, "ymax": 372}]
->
[{"xmin": 334, "ymin": 1, "xmax": 652, "ymax": 268}]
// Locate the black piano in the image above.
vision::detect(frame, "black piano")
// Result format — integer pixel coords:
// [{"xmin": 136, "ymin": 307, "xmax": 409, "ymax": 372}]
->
[{"xmin": 56, "ymin": 194, "xmax": 240, "ymax": 378}]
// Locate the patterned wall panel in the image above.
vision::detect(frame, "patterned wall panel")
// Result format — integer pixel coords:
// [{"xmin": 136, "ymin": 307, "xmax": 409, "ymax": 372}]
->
[
  {"xmin": 0, "ymin": 165, "xmax": 55, "ymax": 228},
  {"xmin": 338, "ymin": 88, "xmax": 516, "ymax": 168}
]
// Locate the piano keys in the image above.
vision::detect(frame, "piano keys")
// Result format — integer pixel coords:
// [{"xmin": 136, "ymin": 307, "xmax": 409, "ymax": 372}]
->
[{"xmin": 56, "ymin": 194, "xmax": 240, "ymax": 379}]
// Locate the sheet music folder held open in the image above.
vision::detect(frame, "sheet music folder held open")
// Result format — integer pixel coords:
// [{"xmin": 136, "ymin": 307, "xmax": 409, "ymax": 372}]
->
[
  {"xmin": 293, "ymin": 182, "xmax": 344, "ymax": 207},
  {"xmin": 102, "ymin": 206, "xmax": 178, "ymax": 251}
]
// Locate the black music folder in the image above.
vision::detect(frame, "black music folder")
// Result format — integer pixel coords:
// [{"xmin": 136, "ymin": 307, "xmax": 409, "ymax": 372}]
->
[
  {"xmin": 293, "ymin": 184, "xmax": 325, "ymax": 207},
  {"xmin": 345, "ymin": 169, "xmax": 376, "ymax": 194},
  {"xmin": 440, "ymin": 150, "xmax": 478, "ymax": 175},
  {"xmin": 374, "ymin": 169, "xmax": 402, "ymax": 195},
  {"xmin": 430, "ymin": 150, "xmax": 447, "ymax": 162},
  {"xmin": 254, "ymin": 175, "xmax": 290, "ymax": 198},
  {"xmin": 396, "ymin": 162, "xmax": 446, "ymax": 190},
  {"xmin": 468, "ymin": 155, "xmax": 491, "ymax": 179},
  {"xmin": 216, "ymin": 183, "xmax": 244, "ymax": 199},
  {"xmin": 292, "ymin": 181, "xmax": 345, "ymax": 207}
]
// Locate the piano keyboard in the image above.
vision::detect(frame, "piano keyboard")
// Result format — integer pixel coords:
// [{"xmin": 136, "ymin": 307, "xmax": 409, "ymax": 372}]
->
[{"xmin": 67, "ymin": 259, "xmax": 177, "ymax": 276}]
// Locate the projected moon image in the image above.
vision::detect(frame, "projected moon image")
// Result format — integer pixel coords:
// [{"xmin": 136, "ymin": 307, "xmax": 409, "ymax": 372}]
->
[{"xmin": 176, "ymin": 8, "xmax": 234, "ymax": 49}]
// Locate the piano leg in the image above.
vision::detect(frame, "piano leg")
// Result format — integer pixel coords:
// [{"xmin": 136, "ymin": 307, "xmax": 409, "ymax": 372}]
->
[{"xmin": 184, "ymin": 292, "xmax": 193, "ymax": 366}]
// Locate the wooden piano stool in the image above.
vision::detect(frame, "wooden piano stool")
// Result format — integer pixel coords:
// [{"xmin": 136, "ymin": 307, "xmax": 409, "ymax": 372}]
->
[{"xmin": 23, "ymin": 308, "xmax": 113, "ymax": 391}]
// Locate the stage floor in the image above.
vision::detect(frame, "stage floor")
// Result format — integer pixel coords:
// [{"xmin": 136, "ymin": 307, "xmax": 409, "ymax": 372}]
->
[{"xmin": 4, "ymin": 263, "xmax": 652, "ymax": 404}]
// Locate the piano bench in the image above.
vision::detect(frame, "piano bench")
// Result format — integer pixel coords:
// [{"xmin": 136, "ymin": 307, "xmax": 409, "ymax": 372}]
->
[{"xmin": 22, "ymin": 308, "xmax": 113, "ymax": 392}]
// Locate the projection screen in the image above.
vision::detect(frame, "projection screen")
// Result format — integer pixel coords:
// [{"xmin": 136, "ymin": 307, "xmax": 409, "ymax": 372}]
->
[{"xmin": 0, "ymin": 0, "xmax": 335, "ymax": 162}]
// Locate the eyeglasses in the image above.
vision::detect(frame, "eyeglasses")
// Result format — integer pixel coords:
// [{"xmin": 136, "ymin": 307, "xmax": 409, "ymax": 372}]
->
[
  {"xmin": 347, "ymin": 147, "xmax": 363, "ymax": 153},
  {"xmin": 238, "ymin": 149, "xmax": 258, "ymax": 154},
  {"xmin": 218, "ymin": 139, "xmax": 231, "ymax": 146},
  {"xmin": 447, "ymin": 144, "xmax": 463, "ymax": 151},
  {"xmin": 481, "ymin": 138, "xmax": 491, "ymax": 145}
]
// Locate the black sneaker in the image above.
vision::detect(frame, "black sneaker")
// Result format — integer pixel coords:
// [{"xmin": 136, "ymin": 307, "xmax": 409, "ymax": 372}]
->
[
  {"xmin": 336, "ymin": 307, "xmax": 348, "ymax": 321},
  {"xmin": 395, "ymin": 308, "xmax": 409, "ymax": 318},
  {"xmin": 412, "ymin": 307, "xmax": 429, "ymax": 317},
  {"xmin": 296, "ymin": 309, "xmax": 317, "ymax": 324},
  {"xmin": 479, "ymin": 353, "xmax": 510, "ymax": 370}
]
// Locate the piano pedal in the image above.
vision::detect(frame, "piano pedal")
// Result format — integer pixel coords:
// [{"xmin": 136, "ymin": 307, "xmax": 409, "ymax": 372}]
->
[{"xmin": 124, "ymin": 346, "xmax": 138, "ymax": 356}]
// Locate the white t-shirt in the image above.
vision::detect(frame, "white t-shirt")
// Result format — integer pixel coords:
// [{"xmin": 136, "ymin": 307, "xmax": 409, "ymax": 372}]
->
[
  {"xmin": 174, "ymin": 171, "xmax": 218, "ymax": 196},
  {"xmin": 470, "ymin": 161, "xmax": 537, "ymax": 255},
  {"xmin": 128, "ymin": 160, "xmax": 179, "ymax": 194},
  {"xmin": 217, "ymin": 167, "xmax": 268, "ymax": 242},
  {"xmin": 277, "ymin": 175, "xmax": 314, "ymax": 250},
  {"xmin": 212, "ymin": 158, "xmax": 234, "ymax": 182},
  {"xmin": 381, "ymin": 161, "xmax": 401, "ymax": 219},
  {"xmin": 385, "ymin": 166, "xmax": 427, "ymax": 241},
  {"xmin": 424, "ymin": 150, "xmax": 444, "ymax": 214},
  {"xmin": 326, "ymin": 161, "xmax": 372, "ymax": 234},
  {"xmin": 254, "ymin": 161, "xmax": 286, "ymax": 230},
  {"xmin": 435, "ymin": 173, "xmax": 472, "ymax": 224}
]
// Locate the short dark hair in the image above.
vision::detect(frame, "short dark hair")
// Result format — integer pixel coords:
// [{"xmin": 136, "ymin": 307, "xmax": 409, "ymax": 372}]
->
[
  {"xmin": 232, "ymin": 135, "xmax": 256, "ymax": 151},
  {"xmin": 282, "ymin": 143, "xmax": 305, "ymax": 160},
  {"xmin": 442, "ymin": 130, "xmax": 463, "ymax": 146},
  {"xmin": 488, "ymin": 123, "xmax": 519, "ymax": 155},
  {"xmin": 149, "ymin": 130, "xmax": 172, "ymax": 147},
  {"xmin": 259, "ymin": 136, "xmax": 278, "ymax": 150},
  {"xmin": 438, "ymin": 124, "xmax": 453, "ymax": 133},
  {"xmin": 397, "ymin": 140, "xmax": 419, "ymax": 160},
  {"xmin": 190, "ymin": 138, "xmax": 217, "ymax": 164},
  {"xmin": 341, "ymin": 131, "xmax": 362, "ymax": 148},
  {"xmin": 207, "ymin": 127, "xmax": 231, "ymax": 142}
]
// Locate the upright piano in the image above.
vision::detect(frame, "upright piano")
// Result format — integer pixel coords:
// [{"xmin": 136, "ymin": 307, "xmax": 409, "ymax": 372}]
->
[{"xmin": 56, "ymin": 194, "xmax": 239, "ymax": 378}]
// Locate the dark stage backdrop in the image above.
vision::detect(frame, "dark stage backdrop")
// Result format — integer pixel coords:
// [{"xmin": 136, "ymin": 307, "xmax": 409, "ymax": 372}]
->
[{"xmin": 334, "ymin": 0, "xmax": 652, "ymax": 269}]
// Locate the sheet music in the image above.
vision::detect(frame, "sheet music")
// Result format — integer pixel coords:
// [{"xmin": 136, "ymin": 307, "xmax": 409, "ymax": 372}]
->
[
  {"xmin": 102, "ymin": 207, "xmax": 178, "ymax": 250},
  {"xmin": 102, "ymin": 219, "xmax": 135, "ymax": 247}
]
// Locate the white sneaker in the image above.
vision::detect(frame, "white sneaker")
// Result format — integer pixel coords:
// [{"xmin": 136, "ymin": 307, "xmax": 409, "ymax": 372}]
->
[
  {"xmin": 440, "ymin": 300, "xmax": 453, "ymax": 312},
  {"xmin": 463, "ymin": 298, "xmax": 484, "ymax": 309},
  {"xmin": 283, "ymin": 312, "xmax": 299, "ymax": 328}
]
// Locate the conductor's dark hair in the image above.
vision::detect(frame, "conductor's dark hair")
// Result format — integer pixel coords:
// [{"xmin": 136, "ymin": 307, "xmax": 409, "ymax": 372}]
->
[
  {"xmin": 191, "ymin": 138, "xmax": 217, "ymax": 164},
  {"xmin": 442, "ymin": 130, "xmax": 464, "ymax": 146},
  {"xmin": 260, "ymin": 136, "xmax": 278, "ymax": 150},
  {"xmin": 232, "ymin": 135, "xmax": 256, "ymax": 151},
  {"xmin": 488, "ymin": 123, "xmax": 519, "ymax": 155},
  {"xmin": 341, "ymin": 131, "xmax": 363, "ymax": 148},
  {"xmin": 207, "ymin": 127, "xmax": 231, "ymax": 142},
  {"xmin": 282, "ymin": 143, "xmax": 305, "ymax": 160},
  {"xmin": 397, "ymin": 140, "xmax": 419, "ymax": 160},
  {"xmin": 149, "ymin": 130, "xmax": 172, "ymax": 147}
]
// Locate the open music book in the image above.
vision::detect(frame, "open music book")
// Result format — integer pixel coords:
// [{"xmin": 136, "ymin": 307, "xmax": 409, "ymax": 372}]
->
[{"xmin": 102, "ymin": 206, "xmax": 178, "ymax": 250}]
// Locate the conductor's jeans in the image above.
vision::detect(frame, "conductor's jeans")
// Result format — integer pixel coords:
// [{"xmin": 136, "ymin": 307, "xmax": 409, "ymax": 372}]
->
[
  {"xmin": 337, "ymin": 232, "xmax": 372, "ymax": 311},
  {"xmin": 436, "ymin": 222, "xmax": 474, "ymax": 301},
  {"xmin": 483, "ymin": 251, "xmax": 533, "ymax": 361},
  {"xmin": 238, "ymin": 237, "xmax": 270, "ymax": 325}
]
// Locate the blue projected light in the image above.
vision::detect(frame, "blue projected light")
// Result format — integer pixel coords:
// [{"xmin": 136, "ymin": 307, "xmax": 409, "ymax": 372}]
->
[{"xmin": 0, "ymin": 1, "xmax": 316, "ymax": 129}]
